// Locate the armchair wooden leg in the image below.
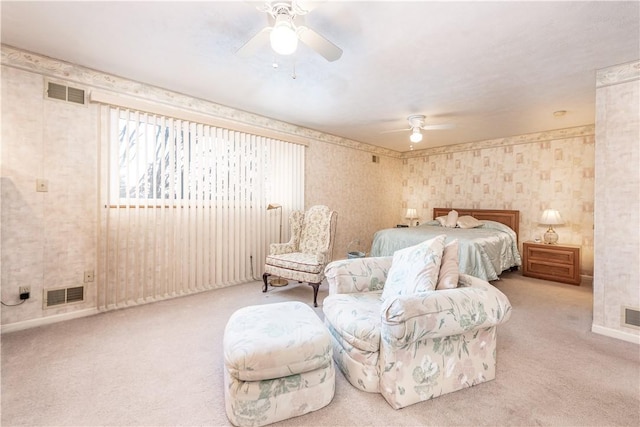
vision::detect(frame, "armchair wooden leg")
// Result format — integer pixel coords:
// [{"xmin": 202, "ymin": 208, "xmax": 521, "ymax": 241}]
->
[
  {"xmin": 262, "ymin": 273, "xmax": 270, "ymax": 293},
  {"xmin": 310, "ymin": 282, "xmax": 320, "ymax": 307}
]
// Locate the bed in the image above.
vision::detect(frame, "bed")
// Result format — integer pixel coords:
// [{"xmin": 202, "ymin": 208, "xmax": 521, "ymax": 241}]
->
[{"xmin": 369, "ymin": 208, "xmax": 521, "ymax": 281}]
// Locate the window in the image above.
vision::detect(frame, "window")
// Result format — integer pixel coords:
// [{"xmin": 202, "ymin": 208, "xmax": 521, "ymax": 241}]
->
[{"xmin": 111, "ymin": 109, "xmax": 270, "ymax": 205}]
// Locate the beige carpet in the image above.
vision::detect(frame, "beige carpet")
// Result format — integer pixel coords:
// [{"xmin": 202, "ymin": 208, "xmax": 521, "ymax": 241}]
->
[{"xmin": 1, "ymin": 271, "xmax": 639, "ymax": 426}]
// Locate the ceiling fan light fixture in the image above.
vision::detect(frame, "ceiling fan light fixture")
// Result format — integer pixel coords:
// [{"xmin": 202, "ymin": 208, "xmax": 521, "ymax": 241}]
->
[
  {"xmin": 270, "ymin": 15, "xmax": 298, "ymax": 55},
  {"xmin": 410, "ymin": 128, "xmax": 423, "ymax": 143}
]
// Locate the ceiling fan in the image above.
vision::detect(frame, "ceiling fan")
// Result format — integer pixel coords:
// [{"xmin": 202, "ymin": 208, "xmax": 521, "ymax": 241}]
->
[
  {"xmin": 237, "ymin": 1, "xmax": 343, "ymax": 62},
  {"xmin": 383, "ymin": 115, "xmax": 454, "ymax": 143}
]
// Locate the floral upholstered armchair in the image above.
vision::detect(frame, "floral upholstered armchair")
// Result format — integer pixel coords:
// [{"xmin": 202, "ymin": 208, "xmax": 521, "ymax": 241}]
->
[
  {"xmin": 263, "ymin": 205, "xmax": 337, "ymax": 307},
  {"xmin": 322, "ymin": 244, "xmax": 512, "ymax": 409}
]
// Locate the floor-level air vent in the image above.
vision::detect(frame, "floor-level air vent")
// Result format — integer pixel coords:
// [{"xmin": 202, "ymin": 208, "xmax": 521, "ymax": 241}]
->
[
  {"xmin": 624, "ymin": 307, "xmax": 640, "ymax": 329},
  {"xmin": 46, "ymin": 81, "xmax": 86, "ymax": 105},
  {"xmin": 44, "ymin": 286, "xmax": 85, "ymax": 308}
]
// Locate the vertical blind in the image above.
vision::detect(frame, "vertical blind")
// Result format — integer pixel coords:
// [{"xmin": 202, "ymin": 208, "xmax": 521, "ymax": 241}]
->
[{"xmin": 98, "ymin": 106, "xmax": 304, "ymax": 310}]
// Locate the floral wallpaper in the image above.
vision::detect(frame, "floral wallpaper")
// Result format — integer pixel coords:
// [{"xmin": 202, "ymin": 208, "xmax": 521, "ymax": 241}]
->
[
  {"xmin": 305, "ymin": 139, "xmax": 402, "ymax": 262},
  {"xmin": 401, "ymin": 126, "xmax": 595, "ymax": 275}
]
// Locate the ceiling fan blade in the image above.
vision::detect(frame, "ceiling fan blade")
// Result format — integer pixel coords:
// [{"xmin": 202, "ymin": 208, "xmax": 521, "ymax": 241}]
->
[
  {"xmin": 422, "ymin": 124, "xmax": 455, "ymax": 130},
  {"xmin": 293, "ymin": 0, "xmax": 325, "ymax": 14},
  {"xmin": 380, "ymin": 127, "xmax": 411, "ymax": 134},
  {"xmin": 296, "ymin": 26, "xmax": 343, "ymax": 62},
  {"xmin": 236, "ymin": 26, "xmax": 271, "ymax": 57}
]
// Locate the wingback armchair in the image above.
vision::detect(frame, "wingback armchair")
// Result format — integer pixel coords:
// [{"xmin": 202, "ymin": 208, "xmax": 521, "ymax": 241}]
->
[
  {"xmin": 263, "ymin": 205, "xmax": 337, "ymax": 307},
  {"xmin": 322, "ymin": 255, "xmax": 512, "ymax": 409}
]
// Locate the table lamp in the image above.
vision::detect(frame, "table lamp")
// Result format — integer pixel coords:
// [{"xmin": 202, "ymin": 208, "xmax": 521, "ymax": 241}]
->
[
  {"xmin": 540, "ymin": 209, "xmax": 564, "ymax": 244},
  {"xmin": 405, "ymin": 208, "xmax": 418, "ymax": 227}
]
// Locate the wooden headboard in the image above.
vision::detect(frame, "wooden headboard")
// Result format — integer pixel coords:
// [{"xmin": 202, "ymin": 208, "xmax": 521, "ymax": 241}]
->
[{"xmin": 433, "ymin": 208, "xmax": 520, "ymax": 241}]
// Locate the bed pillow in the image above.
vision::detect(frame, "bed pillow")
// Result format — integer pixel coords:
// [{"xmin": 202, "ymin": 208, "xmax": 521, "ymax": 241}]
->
[
  {"xmin": 481, "ymin": 219, "xmax": 516, "ymax": 234},
  {"xmin": 436, "ymin": 239, "xmax": 459, "ymax": 290},
  {"xmin": 457, "ymin": 215, "xmax": 483, "ymax": 229},
  {"xmin": 445, "ymin": 210, "xmax": 458, "ymax": 228},
  {"xmin": 435, "ymin": 216, "xmax": 447, "ymax": 226},
  {"xmin": 381, "ymin": 234, "xmax": 446, "ymax": 300}
]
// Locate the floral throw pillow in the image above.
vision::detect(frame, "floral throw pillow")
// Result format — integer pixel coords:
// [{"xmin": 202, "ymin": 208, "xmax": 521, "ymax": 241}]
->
[
  {"xmin": 381, "ymin": 234, "xmax": 446, "ymax": 300},
  {"xmin": 436, "ymin": 239, "xmax": 459, "ymax": 290}
]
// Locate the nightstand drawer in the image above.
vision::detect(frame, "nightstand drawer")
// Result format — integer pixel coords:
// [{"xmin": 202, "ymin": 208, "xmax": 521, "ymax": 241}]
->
[
  {"xmin": 522, "ymin": 242, "xmax": 581, "ymax": 285},
  {"xmin": 526, "ymin": 246, "xmax": 575, "ymax": 265},
  {"xmin": 525, "ymin": 259, "xmax": 576, "ymax": 282}
]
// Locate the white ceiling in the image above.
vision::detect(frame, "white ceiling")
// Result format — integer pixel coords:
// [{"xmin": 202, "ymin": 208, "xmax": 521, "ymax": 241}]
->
[{"xmin": 2, "ymin": 1, "xmax": 639, "ymax": 152}]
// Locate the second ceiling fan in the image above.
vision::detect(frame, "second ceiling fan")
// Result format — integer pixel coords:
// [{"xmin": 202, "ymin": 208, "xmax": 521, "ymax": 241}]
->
[{"xmin": 384, "ymin": 115, "xmax": 454, "ymax": 143}]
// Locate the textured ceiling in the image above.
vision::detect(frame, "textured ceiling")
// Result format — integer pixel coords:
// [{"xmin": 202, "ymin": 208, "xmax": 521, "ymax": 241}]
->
[{"xmin": 2, "ymin": 1, "xmax": 639, "ymax": 152}]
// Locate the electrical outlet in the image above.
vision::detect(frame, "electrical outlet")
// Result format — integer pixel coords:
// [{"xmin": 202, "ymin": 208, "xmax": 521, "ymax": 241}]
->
[
  {"xmin": 19, "ymin": 286, "xmax": 30, "ymax": 300},
  {"xmin": 84, "ymin": 270, "xmax": 94, "ymax": 283}
]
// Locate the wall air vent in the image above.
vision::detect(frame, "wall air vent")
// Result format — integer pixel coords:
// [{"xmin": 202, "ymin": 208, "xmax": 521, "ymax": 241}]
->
[
  {"xmin": 47, "ymin": 82, "xmax": 67, "ymax": 101},
  {"xmin": 66, "ymin": 86, "xmax": 86, "ymax": 105},
  {"xmin": 44, "ymin": 286, "xmax": 85, "ymax": 308},
  {"xmin": 623, "ymin": 307, "xmax": 640, "ymax": 329},
  {"xmin": 46, "ymin": 81, "xmax": 86, "ymax": 105},
  {"xmin": 46, "ymin": 288, "xmax": 66, "ymax": 307}
]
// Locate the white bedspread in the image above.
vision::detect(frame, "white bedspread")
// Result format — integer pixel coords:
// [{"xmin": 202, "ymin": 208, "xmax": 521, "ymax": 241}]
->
[{"xmin": 369, "ymin": 220, "xmax": 521, "ymax": 281}]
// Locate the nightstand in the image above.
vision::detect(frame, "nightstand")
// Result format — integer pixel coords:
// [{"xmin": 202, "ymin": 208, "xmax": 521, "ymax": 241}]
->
[{"xmin": 522, "ymin": 241, "xmax": 581, "ymax": 285}]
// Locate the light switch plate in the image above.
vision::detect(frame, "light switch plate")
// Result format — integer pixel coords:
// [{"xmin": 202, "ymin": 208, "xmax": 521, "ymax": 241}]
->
[{"xmin": 36, "ymin": 179, "xmax": 49, "ymax": 192}]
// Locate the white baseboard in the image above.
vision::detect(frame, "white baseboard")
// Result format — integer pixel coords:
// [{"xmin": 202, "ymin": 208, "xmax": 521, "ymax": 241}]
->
[
  {"xmin": 591, "ymin": 324, "xmax": 640, "ymax": 344},
  {"xmin": 1, "ymin": 308, "xmax": 99, "ymax": 334},
  {"xmin": 580, "ymin": 274, "xmax": 593, "ymax": 286}
]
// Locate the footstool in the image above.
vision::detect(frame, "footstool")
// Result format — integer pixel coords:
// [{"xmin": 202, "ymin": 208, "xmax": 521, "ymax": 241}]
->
[{"xmin": 223, "ymin": 301, "xmax": 335, "ymax": 427}]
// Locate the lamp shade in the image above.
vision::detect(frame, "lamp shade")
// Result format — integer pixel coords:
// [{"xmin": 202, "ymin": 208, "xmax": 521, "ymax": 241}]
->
[
  {"xmin": 405, "ymin": 208, "xmax": 418, "ymax": 220},
  {"xmin": 539, "ymin": 209, "xmax": 564, "ymax": 225}
]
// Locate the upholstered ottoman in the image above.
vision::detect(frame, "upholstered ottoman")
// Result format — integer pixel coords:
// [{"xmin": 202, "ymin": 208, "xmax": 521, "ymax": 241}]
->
[{"xmin": 223, "ymin": 301, "xmax": 335, "ymax": 427}]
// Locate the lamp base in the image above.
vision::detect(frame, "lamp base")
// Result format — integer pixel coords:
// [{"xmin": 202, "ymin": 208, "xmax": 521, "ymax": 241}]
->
[
  {"xmin": 269, "ymin": 277, "xmax": 288, "ymax": 287},
  {"xmin": 543, "ymin": 227, "xmax": 559, "ymax": 244}
]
